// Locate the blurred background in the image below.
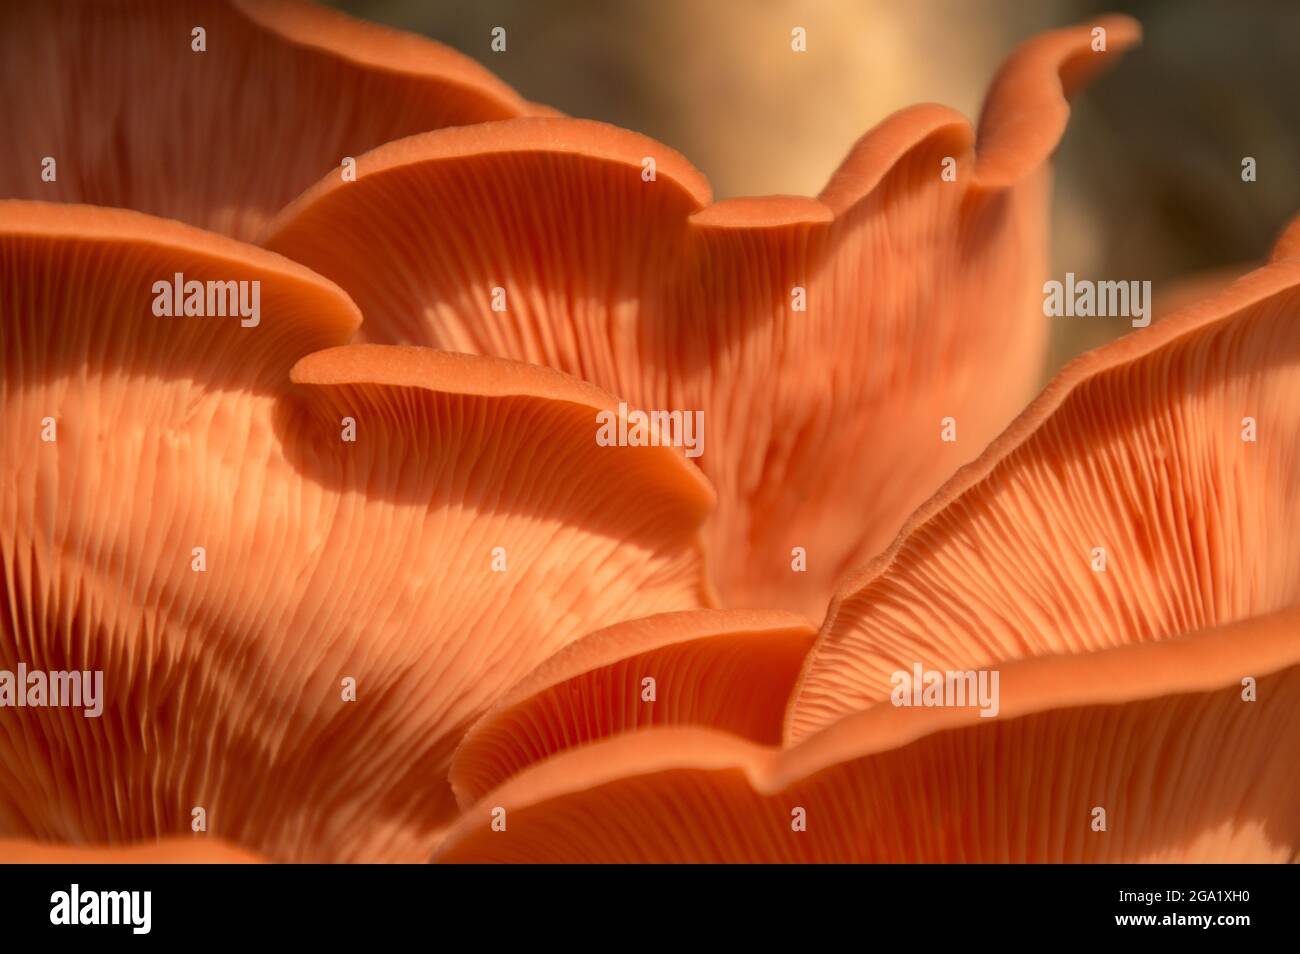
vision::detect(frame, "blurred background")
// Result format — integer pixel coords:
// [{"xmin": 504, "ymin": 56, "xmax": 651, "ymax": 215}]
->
[{"xmin": 323, "ymin": 0, "xmax": 1300, "ymax": 378}]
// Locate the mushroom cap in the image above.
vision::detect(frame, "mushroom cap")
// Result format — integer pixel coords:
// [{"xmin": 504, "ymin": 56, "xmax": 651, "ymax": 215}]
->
[
  {"xmin": 0, "ymin": 0, "xmax": 550, "ymax": 240},
  {"xmin": 262, "ymin": 17, "xmax": 1141, "ymax": 618},
  {"xmin": 434, "ymin": 605, "xmax": 1300, "ymax": 863},
  {"xmin": 449, "ymin": 608, "xmax": 815, "ymax": 807},
  {"xmin": 435, "ymin": 213, "xmax": 1300, "ymax": 863},
  {"xmin": 0, "ymin": 202, "xmax": 714, "ymax": 861},
  {"xmin": 788, "ymin": 214, "xmax": 1300, "ymax": 742}
]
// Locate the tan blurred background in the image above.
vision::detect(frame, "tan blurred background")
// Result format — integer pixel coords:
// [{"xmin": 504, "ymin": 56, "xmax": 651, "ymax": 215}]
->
[{"xmin": 323, "ymin": 0, "xmax": 1300, "ymax": 378}]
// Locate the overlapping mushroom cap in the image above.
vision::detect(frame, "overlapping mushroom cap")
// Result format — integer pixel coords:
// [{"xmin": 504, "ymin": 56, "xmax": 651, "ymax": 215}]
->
[
  {"xmin": 260, "ymin": 17, "xmax": 1140, "ymax": 619},
  {"xmin": 432, "ymin": 224, "xmax": 1300, "ymax": 863},
  {"xmin": 788, "ymin": 217, "xmax": 1300, "ymax": 740},
  {"xmin": 3, "ymin": 1, "xmax": 1289, "ymax": 867},
  {"xmin": 0, "ymin": 0, "xmax": 551, "ymax": 241},
  {"xmin": 0, "ymin": 202, "xmax": 713, "ymax": 862},
  {"xmin": 449, "ymin": 608, "xmax": 816, "ymax": 806},
  {"xmin": 436, "ymin": 607, "xmax": 1300, "ymax": 863}
]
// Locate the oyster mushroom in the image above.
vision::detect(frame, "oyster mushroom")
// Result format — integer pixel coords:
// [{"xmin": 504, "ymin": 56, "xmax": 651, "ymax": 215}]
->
[
  {"xmin": 435, "ymin": 605, "xmax": 1300, "ymax": 863},
  {"xmin": 0, "ymin": 202, "xmax": 713, "ymax": 861},
  {"xmin": 449, "ymin": 608, "xmax": 815, "ymax": 808},
  {"xmin": 788, "ymin": 216, "xmax": 1300, "ymax": 741},
  {"xmin": 433, "ymin": 222, "xmax": 1300, "ymax": 862},
  {"xmin": 260, "ymin": 17, "xmax": 1140, "ymax": 619},
  {"xmin": 0, "ymin": 0, "xmax": 551, "ymax": 240}
]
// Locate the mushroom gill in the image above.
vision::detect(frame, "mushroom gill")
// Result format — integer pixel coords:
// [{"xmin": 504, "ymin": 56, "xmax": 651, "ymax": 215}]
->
[
  {"xmin": 0, "ymin": 202, "xmax": 713, "ymax": 862},
  {"xmin": 434, "ymin": 605, "xmax": 1300, "ymax": 863},
  {"xmin": 0, "ymin": 0, "xmax": 549, "ymax": 241},
  {"xmin": 786, "ymin": 215, "xmax": 1300, "ymax": 742},
  {"xmin": 260, "ymin": 17, "xmax": 1140, "ymax": 619},
  {"xmin": 449, "ymin": 608, "xmax": 815, "ymax": 808}
]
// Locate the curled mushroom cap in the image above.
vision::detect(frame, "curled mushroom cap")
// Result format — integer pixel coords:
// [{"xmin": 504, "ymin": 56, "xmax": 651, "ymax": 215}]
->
[
  {"xmin": 0, "ymin": 0, "xmax": 548, "ymax": 240},
  {"xmin": 435, "ymin": 605, "xmax": 1300, "ymax": 863},
  {"xmin": 449, "ymin": 608, "xmax": 815, "ymax": 807},
  {"xmin": 0, "ymin": 202, "xmax": 713, "ymax": 861},
  {"xmin": 786, "ymin": 217, "xmax": 1300, "ymax": 742},
  {"xmin": 0, "ymin": 837, "xmax": 264, "ymax": 864},
  {"xmin": 262, "ymin": 17, "xmax": 1140, "ymax": 619}
]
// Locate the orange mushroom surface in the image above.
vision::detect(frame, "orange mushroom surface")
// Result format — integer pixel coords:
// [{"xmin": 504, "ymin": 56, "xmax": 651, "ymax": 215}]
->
[
  {"xmin": 787, "ymin": 215, "xmax": 1300, "ymax": 742},
  {"xmin": 435, "ymin": 605, "xmax": 1300, "ymax": 863},
  {"xmin": 262, "ymin": 17, "xmax": 1140, "ymax": 619},
  {"xmin": 450, "ymin": 608, "xmax": 815, "ymax": 807},
  {"xmin": 436, "ymin": 223, "xmax": 1300, "ymax": 861},
  {"xmin": 0, "ymin": 836, "xmax": 264, "ymax": 864},
  {"xmin": 0, "ymin": 202, "xmax": 713, "ymax": 862},
  {"xmin": 0, "ymin": 0, "xmax": 550, "ymax": 240},
  {"xmin": 3, "ymin": 2, "xmax": 1292, "ymax": 870}
]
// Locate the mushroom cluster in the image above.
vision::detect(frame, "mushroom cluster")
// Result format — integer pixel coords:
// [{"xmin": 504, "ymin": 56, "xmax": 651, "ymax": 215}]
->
[{"xmin": 1, "ymin": 1, "xmax": 1296, "ymax": 864}]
